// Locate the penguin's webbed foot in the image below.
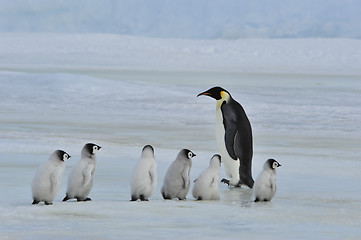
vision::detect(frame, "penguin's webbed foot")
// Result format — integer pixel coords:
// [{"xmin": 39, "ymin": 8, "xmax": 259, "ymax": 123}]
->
[
  {"xmin": 234, "ymin": 182, "xmax": 242, "ymax": 188},
  {"xmin": 254, "ymin": 198, "xmax": 270, "ymax": 202},
  {"xmin": 44, "ymin": 202, "xmax": 53, "ymax": 205},
  {"xmin": 161, "ymin": 192, "xmax": 171, "ymax": 200},
  {"xmin": 32, "ymin": 200, "xmax": 40, "ymax": 205},
  {"xmin": 62, "ymin": 196, "xmax": 70, "ymax": 202},
  {"xmin": 140, "ymin": 195, "xmax": 149, "ymax": 201},
  {"xmin": 221, "ymin": 178, "xmax": 243, "ymax": 188},
  {"xmin": 221, "ymin": 178, "xmax": 230, "ymax": 186},
  {"xmin": 76, "ymin": 197, "xmax": 91, "ymax": 202}
]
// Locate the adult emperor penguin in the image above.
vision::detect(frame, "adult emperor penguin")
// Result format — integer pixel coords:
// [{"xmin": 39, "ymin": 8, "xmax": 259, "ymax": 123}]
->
[
  {"xmin": 253, "ymin": 159, "xmax": 281, "ymax": 202},
  {"xmin": 198, "ymin": 86, "xmax": 254, "ymax": 188},
  {"xmin": 161, "ymin": 149, "xmax": 196, "ymax": 200},
  {"xmin": 63, "ymin": 143, "xmax": 101, "ymax": 202},
  {"xmin": 32, "ymin": 150, "xmax": 70, "ymax": 205},
  {"xmin": 130, "ymin": 145, "xmax": 157, "ymax": 201},
  {"xmin": 192, "ymin": 154, "xmax": 221, "ymax": 200}
]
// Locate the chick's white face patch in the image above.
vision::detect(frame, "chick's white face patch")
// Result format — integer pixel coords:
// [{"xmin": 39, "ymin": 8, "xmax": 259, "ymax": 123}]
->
[
  {"xmin": 63, "ymin": 154, "xmax": 69, "ymax": 161},
  {"xmin": 93, "ymin": 145, "xmax": 99, "ymax": 154},
  {"xmin": 272, "ymin": 161, "xmax": 279, "ymax": 169}
]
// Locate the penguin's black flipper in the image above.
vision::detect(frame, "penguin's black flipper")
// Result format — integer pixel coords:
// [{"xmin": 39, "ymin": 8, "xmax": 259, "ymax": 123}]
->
[{"xmin": 221, "ymin": 102, "xmax": 238, "ymax": 160}]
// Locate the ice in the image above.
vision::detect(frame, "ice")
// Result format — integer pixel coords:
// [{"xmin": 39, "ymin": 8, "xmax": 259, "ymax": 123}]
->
[
  {"xmin": 0, "ymin": 34, "xmax": 361, "ymax": 239},
  {"xmin": 1, "ymin": 34, "xmax": 361, "ymax": 74}
]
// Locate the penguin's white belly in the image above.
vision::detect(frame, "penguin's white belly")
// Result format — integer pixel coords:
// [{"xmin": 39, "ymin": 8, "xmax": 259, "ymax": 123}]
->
[
  {"xmin": 216, "ymin": 108, "xmax": 240, "ymax": 185},
  {"xmin": 162, "ymin": 163, "xmax": 190, "ymax": 200},
  {"xmin": 66, "ymin": 161, "xmax": 94, "ymax": 199},
  {"xmin": 253, "ymin": 170, "xmax": 276, "ymax": 201}
]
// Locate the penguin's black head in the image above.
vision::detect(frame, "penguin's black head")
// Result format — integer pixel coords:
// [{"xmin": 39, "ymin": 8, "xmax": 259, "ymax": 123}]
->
[
  {"xmin": 266, "ymin": 159, "xmax": 281, "ymax": 170},
  {"xmin": 211, "ymin": 154, "xmax": 222, "ymax": 167},
  {"xmin": 83, "ymin": 143, "xmax": 101, "ymax": 156},
  {"xmin": 55, "ymin": 150, "xmax": 71, "ymax": 162},
  {"xmin": 142, "ymin": 145, "xmax": 154, "ymax": 153},
  {"xmin": 197, "ymin": 86, "xmax": 230, "ymax": 100},
  {"xmin": 141, "ymin": 144, "xmax": 155, "ymax": 158},
  {"xmin": 215, "ymin": 154, "xmax": 222, "ymax": 164},
  {"xmin": 182, "ymin": 149, "xmax": 196, "ymax": 159}
]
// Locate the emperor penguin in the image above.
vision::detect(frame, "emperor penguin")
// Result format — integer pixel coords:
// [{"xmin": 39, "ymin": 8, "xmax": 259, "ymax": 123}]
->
[
  {"xmin": 130, "ymin": 145, "xmax": 157, "ymax": 201},
  {"xmin": 197, "ymin": 86, "xmax": 254, "ymax": 188},
  {"xmin": 63, "ymin": 143, "xmax": 101, "ymax": 202},
  {"xmin": 192, "ymin": 154, "xmax": 221, "ymax": 200},
  {"xmin": 32, "ymin": 150, "xmax": 71, "ymax": 205},
  {"xmin": 253, "ymin": 159, "xmax": 281, "ymax": 202},
  {"xmin": 161, "ymin": 149, "xmax": 196, "ymax": 200}
]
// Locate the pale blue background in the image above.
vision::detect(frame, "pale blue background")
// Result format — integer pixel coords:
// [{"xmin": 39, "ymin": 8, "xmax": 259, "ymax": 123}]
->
[{"xmin": 0, "ymin": 0, "xmax": 360, "ymax": 38}]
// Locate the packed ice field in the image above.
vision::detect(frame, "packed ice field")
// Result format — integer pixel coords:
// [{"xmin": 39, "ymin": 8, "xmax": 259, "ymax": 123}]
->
[{"xmin": 0, "ymin": 34, "xmax": 361, "ymax": 239}]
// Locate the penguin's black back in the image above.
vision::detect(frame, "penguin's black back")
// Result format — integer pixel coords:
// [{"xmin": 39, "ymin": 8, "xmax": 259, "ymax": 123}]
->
[{"xmin": 221, "ymin": 97, "xmax": 254, "ymax": 188}]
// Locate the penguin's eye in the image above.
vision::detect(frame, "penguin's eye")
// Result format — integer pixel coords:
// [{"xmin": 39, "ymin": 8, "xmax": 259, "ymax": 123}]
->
[
  {"xmin": 93, "ymin": 146, "xmax": 98, "ymax": 152},
  {"xmin": 188, "ymin": 152, "xmax": 193, "ymax": 159},
  {"xmin": 63, "ymin": 154, "xmax": 68, "ymax": 161},
  {"xmin": 273, "ymin": 162, "xmax": 278, "ymax": 169}
]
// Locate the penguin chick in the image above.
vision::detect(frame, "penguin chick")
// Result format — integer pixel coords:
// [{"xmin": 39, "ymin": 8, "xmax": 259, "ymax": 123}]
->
[
  {"xmin": 32, "ymin": 150, "xmax": 70, "ymax": 205},
  {"xmin": 192, "ymin": 154, "xmax": 221, "ymax": 200},
  {"xmin": 253, "ymin": 159, "xmax": 281, "ymax": 202},
  {"xmin": 130, "ymin": 145, "xmax": 157, "ymax": 201},
  {"xmin": 197, "ymin": 87, "xmax": 254, "ymax": 188},
  {"xmin": 161, "ymin": 149, "xmax": 196, "ymax": 200},
  {"xmin": 63, "ymin": 143, "xmax": 101, "ymax": 202}
]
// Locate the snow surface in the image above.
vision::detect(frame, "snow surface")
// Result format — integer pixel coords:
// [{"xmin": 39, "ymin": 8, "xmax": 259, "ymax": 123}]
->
[
  {"xmin": 0, "ymin": 34, "xmax": 361, "ymax": 239},
  {"xmin": 1, "ymin": 33, "xmax": 361, "ymax": 75}
]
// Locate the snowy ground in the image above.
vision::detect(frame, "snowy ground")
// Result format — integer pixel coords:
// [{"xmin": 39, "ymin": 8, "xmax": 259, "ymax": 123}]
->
[{"xmin": 0, "ymin": 34, "xmax": 361, "ymax": 239}]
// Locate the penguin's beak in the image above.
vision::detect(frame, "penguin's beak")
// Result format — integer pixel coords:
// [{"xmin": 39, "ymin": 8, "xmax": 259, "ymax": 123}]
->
[{"xmin": 197, "ymin": 91, "xmax": 211, "ymax": 97}]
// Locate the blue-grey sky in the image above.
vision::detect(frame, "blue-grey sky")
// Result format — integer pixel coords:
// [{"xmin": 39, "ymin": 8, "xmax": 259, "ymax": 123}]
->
[{"xmin": 0, "ymin": 0, "xmax": 360, "ymax": 39}]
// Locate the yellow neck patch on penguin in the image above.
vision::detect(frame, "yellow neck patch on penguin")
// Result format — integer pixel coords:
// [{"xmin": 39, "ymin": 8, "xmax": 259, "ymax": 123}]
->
[{"xmin": 217, "ymin": 91, "xmax": 230, "ymax": 108}]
